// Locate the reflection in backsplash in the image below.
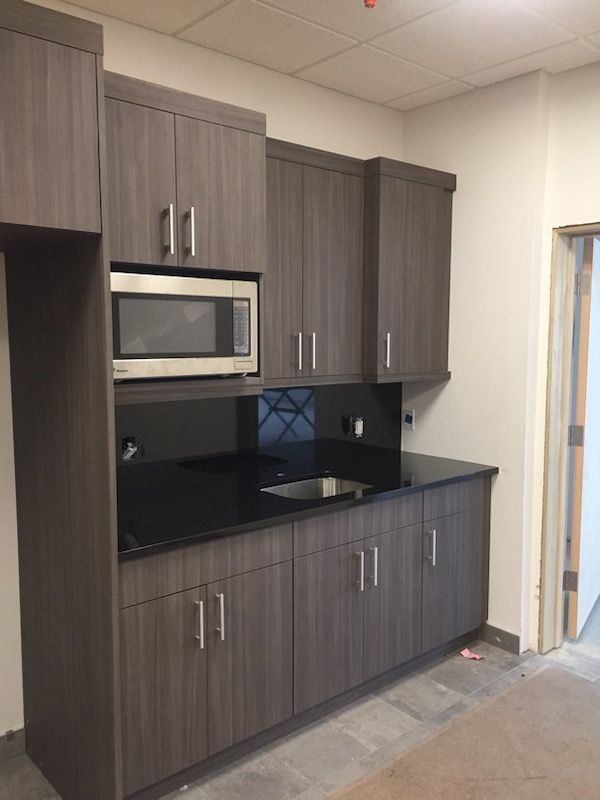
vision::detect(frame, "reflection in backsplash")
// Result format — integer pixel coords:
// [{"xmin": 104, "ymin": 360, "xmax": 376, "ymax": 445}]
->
[{"xmin": 116, "ymin": 383, "xmax": 402, "ymax": 465}]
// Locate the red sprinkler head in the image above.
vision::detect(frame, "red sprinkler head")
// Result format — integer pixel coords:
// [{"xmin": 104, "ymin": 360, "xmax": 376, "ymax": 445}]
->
[{"xmin": 364, "ymin": 0, "xmax": 377, "ymax": 7}]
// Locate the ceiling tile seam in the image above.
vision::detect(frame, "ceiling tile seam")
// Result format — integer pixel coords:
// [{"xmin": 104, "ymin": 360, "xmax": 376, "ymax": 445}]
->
[
  {"xmin": 518, "ymin": 0, "xmax": 600, "ymax": 42},
  {"xmin": 290, "ymin": 42, "xmax": 455, "ymax": 84},
  {"xmin": 254, "ymin": 0, "xmax": 463, "ymax": 47},
  {"xmin": 581, "ymin": 33, "xmax": 600, "ymax": 53},
  {"xmin": 384, "ymin": 80, "xmax": 473, "ymax": 106},
  {"xmin": 294, "ymin": 72, "xmax": 408, "ymax": 113},
  {"xmin": 459, "ymin": 37, "xmax": 598, "ymax": 82},
  {"xmin": 366, "ymin": 34, "xmax": 582, "ymax": 83},
  {"xmin": 172, "ymin": 0, "xmax": 237, "ymax": 37}
]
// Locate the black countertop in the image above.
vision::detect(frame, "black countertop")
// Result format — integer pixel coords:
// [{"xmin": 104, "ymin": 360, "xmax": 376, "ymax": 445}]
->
[{"xmin": 117, "ymin": 438, "xmax": 498, "ymax": 558}]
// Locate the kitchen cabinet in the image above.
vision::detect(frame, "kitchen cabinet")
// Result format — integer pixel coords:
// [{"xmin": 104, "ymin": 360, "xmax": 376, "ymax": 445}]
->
[
  {"xmin": 264, "ymin": 157, "xmax": 303, "ymax": 381},
  {"xmin": 207, "ymin": 563, "xmax": 293, "ymax": 755},
  {"xmin": 363, "ymin": 158, "xmax": 455, "ymax": 382},
  {"xmin": 120, "ymin": 586, "xmax": 209, "ymax": 796},
  {"xmin": 422, "ymin": 507, "xmax": 485, "ymax": 652},
  {"xmin": 363, "ymin": 525, "xmax": 422, "ymax": 680},
  {"xmin": 0, "ymin": 26, "xmax": 101, "ymax": 233},
  {"xmin": 303, "ymin": 165, "xmax": 364, "ymax": 379},
  {"xmin": 294, "ymin": 543, "xmax": 364, "ymax": 713},
  {"xmin": 105, "ymin": 99, "xmax": 177, "ymax": 267},
  {"xmin": 176, "ymin": 116, "xmax": 266, "ymax": 271},
  {"xmin": 265, "ymin": 140, "xmax": 364, "ymax": 386},
  {"xmin": 104, "ymin": 73, "xmax": 266, "ymax": 271}
]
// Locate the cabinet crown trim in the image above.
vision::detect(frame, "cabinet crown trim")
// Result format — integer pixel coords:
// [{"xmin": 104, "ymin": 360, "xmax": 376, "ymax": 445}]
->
[
  {"xmin": 266, "ymin": 138, "xmax": 365, "ymax": 177},
  {"xmin": 0, "ymin": 0, "xmax": 103, "ymax": 53},
  {"xmin": 104, "ymin": 72, "xmax": 266, "ymax": 136},
  {"xmin": 365, "ymin": 157, "xmax": 456, "ymax": 191}
]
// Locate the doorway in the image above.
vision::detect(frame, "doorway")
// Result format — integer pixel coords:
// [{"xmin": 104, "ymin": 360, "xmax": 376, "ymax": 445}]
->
[{"xmin": 540, "ymin": 225, "xmax": 600, "ymax": 653}]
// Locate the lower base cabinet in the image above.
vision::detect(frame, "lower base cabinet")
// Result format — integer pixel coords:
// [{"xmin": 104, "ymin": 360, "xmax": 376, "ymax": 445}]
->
[
  {"xmin": 120, "ymin": 587, "xmax": 209, "ymax": 796},
  {"xmin": 119, "ymin": 478, "xmax": 490, "ymax": 795},
  {"xmin": 120, "ymin": 563, "xmax": 293, "ymax": 795},
  {"xmin": 422, "ymin": 507, "xmax": 485, "ymax": 651}
]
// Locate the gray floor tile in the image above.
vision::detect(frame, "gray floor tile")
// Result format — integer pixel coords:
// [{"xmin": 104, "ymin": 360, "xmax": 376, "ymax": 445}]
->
[
  {"xmin": 423, "ymin": 652, "xmax": 508, "ymax": 695},
  {"xmin": 271, "ymin": 720, "xmax": 370, "ymax": 784},
  {"xmin": 0, "ymin": 729, "xmax": 25, "ymax": 766},
  {"xmin": 198, "ymin": 751, "xmax": 309, "ymax": 800},
  {"xmin": 469, "ymin": 639, "xmax": 528, "ymax": 669},
  {"xmin": 377, "ymin": 671, "xmax": 464, "ymax": 721},
  {"xmin": 328, "ymin": 693, "xmax": 418, "ymax": 749},
  {"xmin": 545, "ymin": 642, "xmax": 600, "ymax": 681},
  {"xmin": 0, "ymin": 754, "xmax": 58, "ymax": 800}
]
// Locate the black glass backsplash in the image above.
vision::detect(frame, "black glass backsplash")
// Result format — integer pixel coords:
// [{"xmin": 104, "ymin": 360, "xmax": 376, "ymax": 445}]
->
[{"xmin": 115, "ymin": 383, "xmax": 402, "ymax": 465}]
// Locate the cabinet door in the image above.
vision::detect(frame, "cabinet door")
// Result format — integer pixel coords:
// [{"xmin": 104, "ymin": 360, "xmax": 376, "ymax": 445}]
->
[
  {"xmin": 176, "ymin": 116, "xmax": 266, "ymax": 272},
  {"xmin": 106, "ymin": 98, "xmax": 177, "ymax": 266},
  {"xmin": 264, "ymin": 158, "xmax": 303, "ymax": 381},
  {"xmin": 377, "ymin": 177, "xmax": 451, "ymax": 377},
  {"xmin": 294, "ymin": 543, "xmax": 363, "ymax": 713},
  {"xmin": 0, "ymin": 28, "xmax": 100, "ymax": 232},
  {"xmin": 363, "ymin": 525, "xmax": 422, "ymax": 680},
  {"xmin": 120, "ymin": 587, "xmax": 208, "ymax": 795},
  {"xmin": 302, "ymin": 166, "xmax": 363, "ymax": 378},
  {"xmin": 422, "ymin": 508, "xmax": 484, "ymax": 652},
  {"xmin": 207, "ymin": 562, "xmax": 292, "ymax": 755}
]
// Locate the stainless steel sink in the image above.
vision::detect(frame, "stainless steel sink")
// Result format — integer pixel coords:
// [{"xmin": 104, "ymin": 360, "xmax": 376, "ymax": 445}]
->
[{"xmin": 261, "ymin": 476, "xmax": 373, "ymax": 500}]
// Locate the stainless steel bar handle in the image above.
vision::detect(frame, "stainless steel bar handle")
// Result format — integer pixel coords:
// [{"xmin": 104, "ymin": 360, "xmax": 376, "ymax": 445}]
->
[
  {"xmin": 431, "ymin": 529, "xmax": 437, "ymax": 567},
  {"xmin": 356, "ymin": 550, "xmax": 365, "ymax": 592},
  {"xmin": 312, "ymin": 332, "xmax": 317, "ymax": 370},
  {"xmin": 385, "ymin": 332, "xmax": 391, "ymax": 369},
  {"xmin": 167, "ymin": 203, "xmax": 175, "ymax": 255},
  {"xmin": 370, "ymin": 546, "xmax": 379, "ymax": 587},
  {"xmin": 215, "ymin": 593, "xmax": 225, "ymax": 641},
  {"xmin": 194, "ymin": 600, "xmax": 205, "ymax": 650},
  {"xmin": 298, "ymin": 332, "xmax": 303, "ymax": 372},
  {"xmin": 188, "ymin": 206, "xmax": 196, "ymax": 257}
]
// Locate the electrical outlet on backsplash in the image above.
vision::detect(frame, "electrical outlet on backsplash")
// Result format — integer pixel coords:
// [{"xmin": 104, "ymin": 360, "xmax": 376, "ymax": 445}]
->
[{"xmin": 115, "ymin": 383, "xmax": 402, "ymax": 465}]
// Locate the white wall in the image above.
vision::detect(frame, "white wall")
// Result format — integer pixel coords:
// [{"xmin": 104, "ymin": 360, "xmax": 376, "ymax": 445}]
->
[
  {"xmin": 0, "ymin": 257, "xmax": 22, "ymax": 736},
  {"xmin": 577, "ymin": 239, "xmax": 600, "ymax": 635}
]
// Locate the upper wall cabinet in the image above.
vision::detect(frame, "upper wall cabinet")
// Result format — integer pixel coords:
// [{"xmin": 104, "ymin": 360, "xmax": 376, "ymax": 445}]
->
[
  {"xmin": 363, "ymin": 158, "xmax": 456, "ymax": 383},
  {"xmin": 264, "ymin": 141, "xmax": 363, "ymax": 386},
  {"xmin": 104, "ymin": 73, "xmax": 267, "ymax": 272},
  {"xmin": 0, "ymin": 18, "xmax": 102, "ymax": 234}
]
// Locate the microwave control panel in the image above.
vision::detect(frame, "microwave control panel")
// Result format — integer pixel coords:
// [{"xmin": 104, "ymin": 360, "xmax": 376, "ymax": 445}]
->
[{"xmin": 233, "ymin": 298, "xmax": 251, "ymax": 356}]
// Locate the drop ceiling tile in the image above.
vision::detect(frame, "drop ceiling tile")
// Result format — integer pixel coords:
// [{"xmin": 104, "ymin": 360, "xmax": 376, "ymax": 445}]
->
[
  {"xmin": 522, "ymin": 0, "xmax": 600, "ymax": 36},
  {"xmin": 465, "ymin": 40, "xmax": 600, "ymax": 87},
  {"xmin": 387, "ymin": 79, "xmax": 472, "ymax": 111},
  {"xmin": 296, "ymin": 45, "xmax": 445, "ymax": 104},
  {"xmin": 370, "ymin": 0, "xmax": 573, "ymax": 78},
  {"xmin": 63, "ymin": 0, "xmax": 227, "ymax": 34},
  {"xmin": 257, "ymin": 0, "xmax": 456, "ymax": 41},
  {"xmin": 587, "ymin": 31, "xmax": 600, "ymax": 48},
  {"xmin": 179, "ymin": 0, "xmax": 355, "ymax": 74}
]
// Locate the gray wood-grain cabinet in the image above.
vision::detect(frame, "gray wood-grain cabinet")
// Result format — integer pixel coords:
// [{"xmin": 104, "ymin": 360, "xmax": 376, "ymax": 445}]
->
[
  {"xmin": 363, "ymin": 158, "xmax": 455, "ymax": 383},
  {"xmin": 104, "ymin": 73, "xmax": 266, "ymax": 271},
  {"xmin": 264, "ymin": 141, "xmax": 364, "ymax": 385}
]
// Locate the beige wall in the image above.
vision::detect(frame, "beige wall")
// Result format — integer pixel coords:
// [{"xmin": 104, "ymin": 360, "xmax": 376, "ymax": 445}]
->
[{"xmin": 0, "ymin": 256, "xmax": 22, "ymax": 736}]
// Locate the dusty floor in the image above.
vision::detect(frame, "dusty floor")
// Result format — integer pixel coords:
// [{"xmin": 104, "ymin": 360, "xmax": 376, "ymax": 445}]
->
[{"xmin": 2, "ymin": 602, "xmax": 600, "ymax": 800}]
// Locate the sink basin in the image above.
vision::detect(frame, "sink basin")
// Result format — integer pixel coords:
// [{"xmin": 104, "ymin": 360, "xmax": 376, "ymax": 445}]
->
[{"xmin": 261, "ymin": 476, "xmax": 373, "ymax": 500}]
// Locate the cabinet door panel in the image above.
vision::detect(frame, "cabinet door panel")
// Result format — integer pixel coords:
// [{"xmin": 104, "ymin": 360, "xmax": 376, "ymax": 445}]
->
[
  {"xmin": 264, "ymin": 157, "xmax": 303, "ymax": 380},
  {"xmin": 207, "ymin": 563, "xmax": 293, "ymax": 755},
  {"xmin": 176, "ymin": 116, "xmax": 266, "ymax": 272},
  {"xmin": 106, "ymin": 98, "xmax": 177, "ymax": 265},
  {"xmin": 294, "ymin": 543, "xmax": 363, "ymax": 713},
  {"xmin": 377, "ymin": 177, "xmax": 451, "ymax": 376},
  {"xmin": 0, "ymin": 28, "xmax": 100, "ymax": 232},
  {"xmin": 120, "ymin": 587, "xmax": 208, "ymax": 795},
  {"xmin": 302, "ymin": 166, "xmax": 363, "ymax": 378},
  {"xmin": 363, "ymin": 525, "xmax": 422, "ymax": 680},
  {"xmin": 422, "ymin": 508, "xmax": 484, "ymax": 652}
]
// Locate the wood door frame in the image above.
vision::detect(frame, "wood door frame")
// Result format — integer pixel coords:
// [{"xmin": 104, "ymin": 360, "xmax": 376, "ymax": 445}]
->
[{"xmin": 539, "ymin": 223, "xmax": 600, "ymax": 653}]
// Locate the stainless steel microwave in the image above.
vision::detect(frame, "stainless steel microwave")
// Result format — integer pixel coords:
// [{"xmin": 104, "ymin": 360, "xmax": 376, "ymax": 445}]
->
[{"xmin": 111, "ymin": 272, "xmax": 258, "ymax": 380}]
